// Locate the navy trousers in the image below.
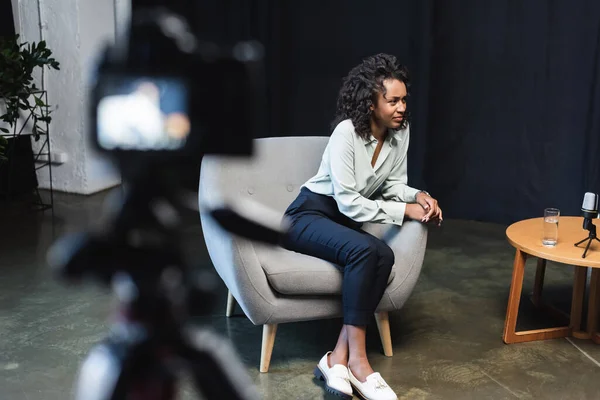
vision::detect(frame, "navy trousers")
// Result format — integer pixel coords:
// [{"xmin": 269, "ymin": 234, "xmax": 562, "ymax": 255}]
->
[{"xmin": 280, "ymin": 187, "xmax": 394, "ymax": 326}]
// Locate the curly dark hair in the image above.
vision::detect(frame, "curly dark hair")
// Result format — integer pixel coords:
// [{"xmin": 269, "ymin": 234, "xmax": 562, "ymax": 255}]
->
[{"xmin": 331, "ymin": 53, "xmax": 410, "ymax": 140}]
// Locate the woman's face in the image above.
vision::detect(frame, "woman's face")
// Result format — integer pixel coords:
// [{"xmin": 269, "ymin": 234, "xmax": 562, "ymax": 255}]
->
[{"xmin": 370, "ymin": 78, "xmax": 407, "ymax": 130}]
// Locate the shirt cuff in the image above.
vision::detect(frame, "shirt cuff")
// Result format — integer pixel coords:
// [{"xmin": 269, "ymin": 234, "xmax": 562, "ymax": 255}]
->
[
  {"xmin": 378, "ymin": 200, "xmax": 407, "ymax": 226},
  {"xmin": 408, "ymin": 188, "xmax": 424, "ymax": 203}
]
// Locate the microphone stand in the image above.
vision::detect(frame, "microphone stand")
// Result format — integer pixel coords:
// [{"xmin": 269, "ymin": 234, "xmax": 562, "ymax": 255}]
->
[{"xmin": 574, "ymin": 210, "xmax": 600, "ymax": 258}]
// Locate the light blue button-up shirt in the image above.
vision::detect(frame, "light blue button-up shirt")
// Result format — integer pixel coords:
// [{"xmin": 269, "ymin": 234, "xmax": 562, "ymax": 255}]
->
[{"xmin": 303, "ymin": 119, "xmax": 421, "ymax": 226}]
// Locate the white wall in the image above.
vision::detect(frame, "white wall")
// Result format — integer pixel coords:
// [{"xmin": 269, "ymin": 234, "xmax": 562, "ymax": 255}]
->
[
  {"xmin": 10, "ymin": 0, "xmax": 21, "ymax": 36},
  {"xmin": 10, "ymin": 0, "xmax": 121, "ymax": 194},
  {"xmin": 78, "ymin": 0, "xmax": 121, "ymax": 194}
]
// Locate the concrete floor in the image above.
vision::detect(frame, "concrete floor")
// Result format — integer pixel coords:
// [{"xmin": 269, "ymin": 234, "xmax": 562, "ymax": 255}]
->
[{"xmin": 1, "ymin": 188, "xmax": 600, "ymax": 399}]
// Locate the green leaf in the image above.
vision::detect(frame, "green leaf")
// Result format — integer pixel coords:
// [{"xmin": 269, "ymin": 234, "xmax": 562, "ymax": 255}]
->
[
  {"xmin": 0, "ymin": 35, "xmax": 60, "ymax": 129},
  {"xmin": 0, "ymin": 127, "xmax": 9, "ymax": 133}
]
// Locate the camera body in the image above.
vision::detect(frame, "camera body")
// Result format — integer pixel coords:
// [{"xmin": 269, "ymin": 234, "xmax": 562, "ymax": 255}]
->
[{"xmin": 89, "ymin": 7, "xmax": 265, "ymax": 170}]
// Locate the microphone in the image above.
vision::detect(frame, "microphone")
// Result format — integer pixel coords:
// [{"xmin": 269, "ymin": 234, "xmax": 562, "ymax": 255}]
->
[
  {"xmin": 581, "ymin": 192, "xmax": 599, "ymax": 219},
  {"xmin": 574, "ymin": 192, "xmax": 600, "ymax": 258}
]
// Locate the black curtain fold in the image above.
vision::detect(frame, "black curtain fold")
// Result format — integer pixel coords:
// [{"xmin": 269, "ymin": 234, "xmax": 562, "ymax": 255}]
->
[
  {"xmin": 192, "ymin": 0, "xmax": 289, "ymax": 137},
  {"xmin": 583, "ymin": 17, "xmax": 600, "ymax": 197}
]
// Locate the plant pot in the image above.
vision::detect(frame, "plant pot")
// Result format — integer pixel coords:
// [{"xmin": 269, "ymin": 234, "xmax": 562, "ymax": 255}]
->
[{"xmin": 0, "ymin": 135, "xmax": 38, "ymax": 198}]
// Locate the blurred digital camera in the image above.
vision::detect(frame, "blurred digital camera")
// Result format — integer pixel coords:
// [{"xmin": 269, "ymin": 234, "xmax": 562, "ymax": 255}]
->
[{"xmin": 89, "ymin": 7, "xmax": 265, "ymax": 165}]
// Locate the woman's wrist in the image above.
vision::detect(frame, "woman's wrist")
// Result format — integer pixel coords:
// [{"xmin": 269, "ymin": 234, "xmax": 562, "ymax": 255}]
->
[{"xmin": 415, "ymin": 190, "xmax": 429, "ymax": 202}]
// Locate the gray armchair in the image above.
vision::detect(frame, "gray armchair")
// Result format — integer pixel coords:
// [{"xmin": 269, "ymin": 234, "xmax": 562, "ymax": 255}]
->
[{"xmin": 198, "ymin": 136, "xmax": 428, "ymax": 373}]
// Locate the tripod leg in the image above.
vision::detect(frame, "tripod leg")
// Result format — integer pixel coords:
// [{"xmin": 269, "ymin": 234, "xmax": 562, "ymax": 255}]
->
[
  {"xmin": 75, "ymin": 341, "xmax": 124, "ymax": 400},
  {"xmin": 75, "ymin": 338, "xmax": 177, "ymax": 400},
  {"xmin": 583, "ymin": 238, "xmax": 593, "ymax": 258},
  {"xmin": 575, "ymin": 237, "xmax": 590, "ymax": 247},
  {"xmin": 182, "ymin": 327, "xmax": 261, "ymax": 400}
]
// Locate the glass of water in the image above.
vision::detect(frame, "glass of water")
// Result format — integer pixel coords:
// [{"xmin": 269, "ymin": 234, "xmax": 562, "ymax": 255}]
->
[{"xmin": 542, "ymin": 208, "xmax": 560, "ymax": 247}]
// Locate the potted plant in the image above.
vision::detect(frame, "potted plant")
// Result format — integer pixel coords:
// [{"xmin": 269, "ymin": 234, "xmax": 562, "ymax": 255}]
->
[{"xmin": 0, "ymin": 34, "xmax": 60, "ymax": 197}]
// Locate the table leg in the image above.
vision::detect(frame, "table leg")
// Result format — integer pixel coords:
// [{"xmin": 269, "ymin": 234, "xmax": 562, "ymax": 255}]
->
[
  {"xmin": 530, "ymin": 258, "xmax": 571, "ymax": 325},
  {"xmin": 503, "ymin": 249, "xmax": 526, "ymax": 343},
  {"xmin": 587, "ymin": 269, "xmax": 600, "ymax": 344},
  {"xmin": 503, "ymin": 250, "xmax": 571, "ymax": 344},
  {"xmin": 570, "ymin": 267, "xmax": 588, "ymax": 339},
  {"xmin": 532, "ymin": 258, "xmax": 546, "ymax": 307}
]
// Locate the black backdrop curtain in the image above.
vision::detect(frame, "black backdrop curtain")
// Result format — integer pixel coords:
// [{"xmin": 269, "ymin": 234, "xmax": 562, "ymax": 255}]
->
[
  {"xmin": 425, "ymin": 0, "xmax": 600, "ymax": 224},
  {"xmin": 146, "ymin": 0, "xmax": 600, "ymax": 225}
]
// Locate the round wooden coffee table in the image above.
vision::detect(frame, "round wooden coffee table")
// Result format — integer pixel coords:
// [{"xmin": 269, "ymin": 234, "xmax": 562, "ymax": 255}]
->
[{"xmin": 503, "ymin": 216, "xmax": 600, "ymax": 344}]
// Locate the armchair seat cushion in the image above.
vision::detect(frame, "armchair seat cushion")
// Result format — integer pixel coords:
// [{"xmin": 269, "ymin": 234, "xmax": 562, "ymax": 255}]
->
[{"xmin": 254, "ymin": 244, "xmax": 395, "ymax": 296}]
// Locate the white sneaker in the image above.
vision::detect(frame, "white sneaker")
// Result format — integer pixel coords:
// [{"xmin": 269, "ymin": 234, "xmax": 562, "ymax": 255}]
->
[
  {"xmin": 313, "ymin": 352, "xmax": 353, "ymax": 400},
  {"xmin": 348, "ymin": 368, "xmax": 397, "ymax": 400}
]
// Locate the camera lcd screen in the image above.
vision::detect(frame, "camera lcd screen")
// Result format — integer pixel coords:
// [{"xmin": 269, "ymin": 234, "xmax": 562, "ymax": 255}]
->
[{"xmin": 96, "ymin": 75, "xmax": 190, "ymax": 151}]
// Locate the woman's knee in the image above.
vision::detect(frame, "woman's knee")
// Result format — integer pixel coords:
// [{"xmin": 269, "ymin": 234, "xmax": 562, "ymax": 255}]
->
[
  {"xmin": 349, "ymin": 239, "xmax": 395, "ymax": 273},
  {"xmin": 379, "ymin": 242, "xmax": 395, "ymax": 269},
  {"xmin": 363, "ymin": 235, "xmax": 395, "ymax": 269}
]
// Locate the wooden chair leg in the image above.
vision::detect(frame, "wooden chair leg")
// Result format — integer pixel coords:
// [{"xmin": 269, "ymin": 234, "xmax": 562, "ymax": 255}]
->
[
  {"xmin": 375, "ymin": 311, "xmax": 393, "ymax": 357},
  {"xmin": 260, "ymin": 324, "xmax": 278, "ymax": 373},
  {"xmin": 226, "ymin": 290, "xmax": 237, "ymax": 317}
]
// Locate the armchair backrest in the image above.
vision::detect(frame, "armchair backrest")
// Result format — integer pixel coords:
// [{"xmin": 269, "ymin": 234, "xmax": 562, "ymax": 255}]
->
[{"xmin": 199, "ymin": 136, "xmax": 329, "ymax": 213}]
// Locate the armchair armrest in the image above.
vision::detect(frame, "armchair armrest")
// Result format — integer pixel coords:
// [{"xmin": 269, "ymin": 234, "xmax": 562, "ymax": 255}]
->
[
  {"xmin": 363, "ymin": 220, "xmax": 428, "ymax": 311},
  {"xmin": 198, "ymin": 159, "xmax": 285, "ymax": 326},
  {"xmin": 199, "ymin": 209, "xmax": 280, "ymax": 325}
]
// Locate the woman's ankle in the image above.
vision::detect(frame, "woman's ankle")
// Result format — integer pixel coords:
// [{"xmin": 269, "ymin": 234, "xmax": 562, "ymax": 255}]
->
[
  {"xmin": 328, "ymin": 350, "xmax": 348, "ymax": 367},
  {"xmin": 347, "ymin": 357, "xmax": 374, "ymax": 381}
]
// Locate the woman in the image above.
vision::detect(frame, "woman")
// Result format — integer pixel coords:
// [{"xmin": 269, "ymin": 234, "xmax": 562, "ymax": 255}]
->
[{"xmin": 280, "ymin": 53, "xmax": 442, "ymax": 400}]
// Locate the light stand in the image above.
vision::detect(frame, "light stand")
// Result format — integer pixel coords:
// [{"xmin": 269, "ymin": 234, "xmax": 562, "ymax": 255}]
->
[{"xmin": 574, "ymin": 192, "xmax": 600, "ymax": 258}]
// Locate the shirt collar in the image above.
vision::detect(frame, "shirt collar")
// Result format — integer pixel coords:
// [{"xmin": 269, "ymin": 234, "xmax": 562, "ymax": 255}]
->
[{"xmin": 363, "ymin": 129, "xmax": 401, "ymax": 147}]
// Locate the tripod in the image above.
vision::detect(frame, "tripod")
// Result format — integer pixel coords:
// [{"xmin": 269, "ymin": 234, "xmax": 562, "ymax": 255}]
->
[
  {"xmin": 47, "ymin": 175, "xmax": 261, "ymax": 400},
  {"xmin": 574, "ymin": 217, "xmax": 600, "ymax": 258}
]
